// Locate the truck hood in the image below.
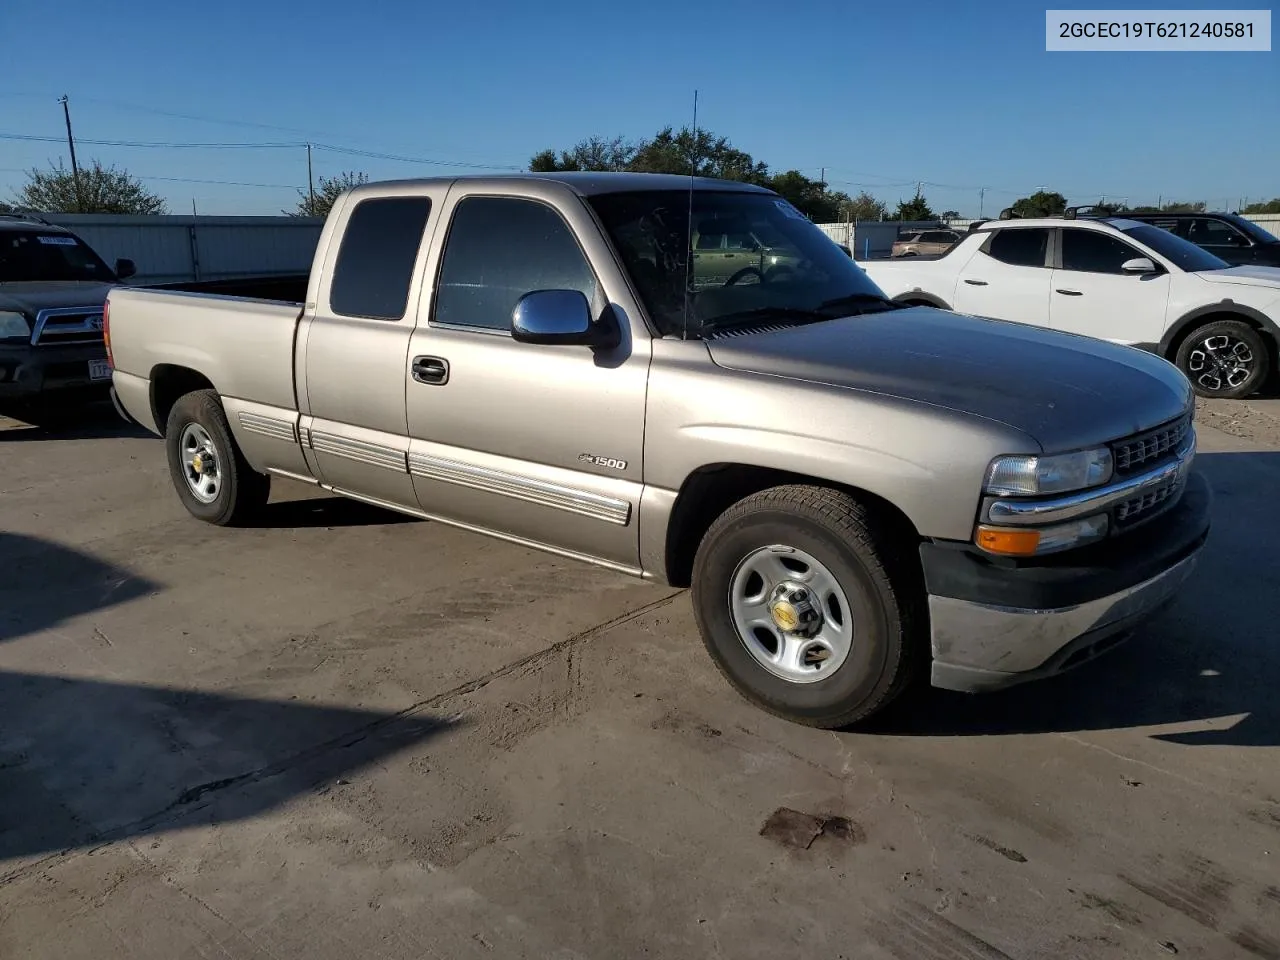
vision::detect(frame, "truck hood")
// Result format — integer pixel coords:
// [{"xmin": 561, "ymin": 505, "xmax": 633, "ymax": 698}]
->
[
  {"xmin": 1195, "ymin": 266, "xmax": 1280, "ymax": 291},
  {"xmin": 706, "ymin": 307, "xmax": 1192, "ymax": 451},
  {"xmin": 0, "ymin": 281, "xmax": 116, "ymax": 316}
]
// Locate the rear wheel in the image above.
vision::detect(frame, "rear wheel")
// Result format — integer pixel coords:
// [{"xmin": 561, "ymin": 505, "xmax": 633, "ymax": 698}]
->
[
  {"xmin": 1175, "ymin": 319, "xmax": 1270, "ymax": 399},
  {"xmin": 690, "ymin": 485, "xmax": 923, "ymax": 728},
  {"xmin": 164, "ymin": 389, "xmax": 269, "ymax": 525}
]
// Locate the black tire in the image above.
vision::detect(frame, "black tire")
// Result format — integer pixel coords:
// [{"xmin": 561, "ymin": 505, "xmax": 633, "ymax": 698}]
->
[
  {"xmin": 1175, "ymin": 319, "xmax": 1270, "ymax": 400},
  {"xmin": 164, "ymin": 389, "xmax": 269, "ymax": 525},
  {"xmin": 690, "ymin": 485, "xmax": 924, "ymax": 728}
]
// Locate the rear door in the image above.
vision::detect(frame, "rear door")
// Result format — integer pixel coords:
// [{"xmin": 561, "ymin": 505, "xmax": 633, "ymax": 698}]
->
[
  {"xmin": 1049, "ymin": 226, "xmax": 1171, "ymax": 346},
  {"xmin": 402, "ymin": 185, "xmax": 650, "ymax": 570},
  {"xmin": 950, "ymin": 226, "xmax": 1053, "ymax": 326},
  {"xmin": 295, "ymin": 186, "xmax": 447, "ymax": 512}
]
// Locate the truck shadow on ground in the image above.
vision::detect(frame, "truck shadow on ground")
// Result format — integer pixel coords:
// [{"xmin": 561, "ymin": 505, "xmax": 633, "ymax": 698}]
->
[
  {"xmin": 0, "ymin": 400, "xmax": 150, "ymax": 442},
  {"xmin": 0, "ymin": 669, "xmax": 454, "ymax": 865},
  {"xmin": 870, "ymin": 451, "xmax": 1280, "ymax": 747},
  {"xmin": 253, "ymin": 495, "xmax": 418, "ymax": 529},
  {"xmin": 0, "ymin": 532, "xmax": 158, "ymax": 644},
  {"xmin": 0, "ymin": 533, "xmax": 453, "ymax": 865}
]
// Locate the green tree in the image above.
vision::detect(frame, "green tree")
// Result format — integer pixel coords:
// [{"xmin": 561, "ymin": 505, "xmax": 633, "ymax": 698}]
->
[
  {"xmin": 529, "ymin": 136, "xmax": 636, "ymax": 172},
  {"xmin": 1242, "ymin": 198, "xmax": 1280, "ymax": 214},
  {"xmin": 290, "ymin": 170, "xmax": 369, "ymax": 218},
  {"xmin": 893, "ymin": 193, "xmax": 936, "ymax": 221},
  {"xmin": 840, "ymin": 191, "xmax": 888, "ymax": 222},
  {"xmin": 14, "ymin": 160, "xmax": 167, "ymax": 214},
  {"xmin": 529, "ymin": 127, "xmax": 855, "ymax": 220},
  {"xmin": 1009, "ymin": 190, "xmax": 1067, "ymax": 218},
  {"xmin": 940, "ymin": 209, "xmax": 960, "ymax": 221}
]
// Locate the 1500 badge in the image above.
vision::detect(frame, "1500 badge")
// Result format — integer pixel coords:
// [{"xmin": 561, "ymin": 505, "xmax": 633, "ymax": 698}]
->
[{"xmin": 579, "ymin": 453, "xmax": 627, "ymax": 470}]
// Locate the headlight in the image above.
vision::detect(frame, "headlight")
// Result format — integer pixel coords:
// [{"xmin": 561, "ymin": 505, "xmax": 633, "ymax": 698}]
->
[
  {"xmin": 984, "ymin": 446, "xmax": 1113, "ymax": 496},
  {"xmin": 0, "ymin": 311, "xmax": 31, "ymax": 342}
]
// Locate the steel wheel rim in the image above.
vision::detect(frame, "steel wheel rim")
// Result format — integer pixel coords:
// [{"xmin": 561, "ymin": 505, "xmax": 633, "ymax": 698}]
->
[
  {"xmin": 1187, "ymin": 334, "xmax": 1255, "ymax": 393},
  {"xmin": 727, "ymin": 544, "xmax": 854, "ymax": 684},
  {"xmin": 180, "ymin": 422, "xmax": 221, "ymax": 503}
]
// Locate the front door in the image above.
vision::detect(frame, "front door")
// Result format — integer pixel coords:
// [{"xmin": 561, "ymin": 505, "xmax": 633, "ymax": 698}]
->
[
  {"xmin": 297, "ymin": 187, "xmax": 445, "ymax": 512},
  {"xmin": 1050, "ymin": 226, "xmax": 1171, "ymax": 347},
  {"xmin": 403, "ymin": 189, "xmax": 650, "ymax": 570},
  {"xmin": 950, "ymin": 226, "xmax": 1053, "ymax": 327}
]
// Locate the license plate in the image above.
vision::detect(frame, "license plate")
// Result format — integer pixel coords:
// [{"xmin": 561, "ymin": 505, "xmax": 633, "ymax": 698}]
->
[{"xmin": 88, "ymin": 360, "xmax": 112, "ymax": 381}]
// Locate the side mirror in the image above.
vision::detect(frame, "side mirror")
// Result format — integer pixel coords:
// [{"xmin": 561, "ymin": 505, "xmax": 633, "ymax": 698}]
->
[
  {"xmin": 1121, "ymin": 257, "xmax": 1156, "ymax": 274},
  {"xmin": 115, "ymin": 258, "xmax": 137, "ymax": 280},
  {"xmin": 512, "ymin": 289, "xmax": 600, "ymax": 346}
]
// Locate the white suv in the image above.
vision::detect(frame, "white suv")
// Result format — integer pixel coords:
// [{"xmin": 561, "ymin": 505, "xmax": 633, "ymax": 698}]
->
[{"xmin": 861, "ymin": 216, "xmax": 1280, "ymax": 399}]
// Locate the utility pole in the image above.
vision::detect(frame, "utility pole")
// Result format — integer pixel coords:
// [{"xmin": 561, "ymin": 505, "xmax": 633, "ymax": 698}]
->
[
  {"xmin": 820, "ymin": 167, "xmax": 825, "ymax": 188},
  {"xmin": 978, "ymin": 187, "xmax": 986, "ymax": 218},
  {"xmin": 57, "ymin": 95, "xmax": 83, "ymax": 213},
  {"xmin": 306, "ymin": 143, "xmax": 316, "ymax": 214}
]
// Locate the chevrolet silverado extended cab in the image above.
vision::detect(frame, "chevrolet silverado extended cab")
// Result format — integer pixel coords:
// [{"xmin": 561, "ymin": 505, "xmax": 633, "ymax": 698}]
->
[
  {"xmin": 106, "ymin": 173, "xmax": 1210, "ymax": 727},
  {"xmin": 861, "ymin": 214, "xmax": 1280, "ymax": 399}
]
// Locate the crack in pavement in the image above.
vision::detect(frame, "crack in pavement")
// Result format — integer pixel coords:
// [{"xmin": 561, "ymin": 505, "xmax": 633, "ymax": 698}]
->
[{"xmin": 0, "ymin": 590, "xmax": 683, "ymax": 887}]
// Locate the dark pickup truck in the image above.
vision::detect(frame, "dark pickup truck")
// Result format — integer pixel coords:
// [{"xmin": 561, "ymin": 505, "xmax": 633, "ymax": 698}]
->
[{"xmin": 0, "ymin": 212, "xmax": 306, "ymax": 417}]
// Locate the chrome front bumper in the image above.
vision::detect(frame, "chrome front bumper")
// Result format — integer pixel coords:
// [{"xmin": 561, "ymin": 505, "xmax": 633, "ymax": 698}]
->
[{"xmin": 928, "ymin": 550, "xmax": 1200, "ymax": 692}]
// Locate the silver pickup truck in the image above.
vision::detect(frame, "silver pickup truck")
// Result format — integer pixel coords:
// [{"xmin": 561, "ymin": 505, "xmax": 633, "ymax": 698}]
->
[{"xmin": 106, "ymin": 173, "xmax": 1211, "ymax": 727}]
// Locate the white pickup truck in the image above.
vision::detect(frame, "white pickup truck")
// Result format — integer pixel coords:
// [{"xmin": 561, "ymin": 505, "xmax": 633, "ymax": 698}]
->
[{"xmin": 861, "ymin": 215, "xmax": 1280, "ymax": 399}]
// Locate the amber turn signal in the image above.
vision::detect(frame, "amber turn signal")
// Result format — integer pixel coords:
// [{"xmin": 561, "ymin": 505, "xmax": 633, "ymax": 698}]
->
[{"xmin": 974, "ymin": 525, "xmax": 1042, "ymax": 557}]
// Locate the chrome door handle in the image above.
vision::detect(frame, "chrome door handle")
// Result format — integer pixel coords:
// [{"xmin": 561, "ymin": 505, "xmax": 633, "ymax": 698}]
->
[{"xmin": 411, "ymin": 356, "xmax": 449, "ymax": 385}]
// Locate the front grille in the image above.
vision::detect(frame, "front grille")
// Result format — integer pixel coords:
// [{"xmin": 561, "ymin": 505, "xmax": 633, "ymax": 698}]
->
[
  {"xmin": 1111, "ymin": 413, "xmax": 1191, "ymax": 474},
  {"xmin": 31, "ymin": 307, "xmax": 105, "ymax": 347},
  {"xmin": 1113, "ymin": 475, "xmax": 1185, "ymax": 528}
]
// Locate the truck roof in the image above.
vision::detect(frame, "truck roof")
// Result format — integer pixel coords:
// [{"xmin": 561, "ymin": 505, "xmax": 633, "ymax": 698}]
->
[
  {"xmin": 347, "ymin": 171, "xmax": 777, "ymax": 198},
  {"xmin": 0, "ymin": 214, "xmax": 71, "ymax": 233},
  {"xmin": 972, "ymin": 216, "xmax": 1146, "ymax": 232}
]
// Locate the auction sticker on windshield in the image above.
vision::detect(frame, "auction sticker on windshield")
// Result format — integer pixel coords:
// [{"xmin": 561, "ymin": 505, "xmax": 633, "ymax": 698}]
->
[{"xmin": 37, "ymin": 235, "xmax": 79, "ymax": 245}]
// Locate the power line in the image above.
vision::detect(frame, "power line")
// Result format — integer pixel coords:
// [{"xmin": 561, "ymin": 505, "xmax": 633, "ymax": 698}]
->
[{"xmin": 0, "ymin": 166, "xmax": 300, "ymax": 189}]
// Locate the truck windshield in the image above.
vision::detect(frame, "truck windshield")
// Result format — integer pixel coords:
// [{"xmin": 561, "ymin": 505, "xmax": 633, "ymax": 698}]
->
[
  {"xmin": 0, "ymin": 230, "xmax": 116, "ymax": 283},
  {"xmin": 587, "ymin": 189, "xmax": 891, "ymax": 338},
  {"xmin": 1116, "ymin": 223, "xmax": 1230, "ymax": 273}
]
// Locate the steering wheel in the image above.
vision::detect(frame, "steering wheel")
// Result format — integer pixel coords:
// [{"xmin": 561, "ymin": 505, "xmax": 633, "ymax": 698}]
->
[{"xmin": 726, "ymin": 266, "xmax": 764, "ymax": 286}]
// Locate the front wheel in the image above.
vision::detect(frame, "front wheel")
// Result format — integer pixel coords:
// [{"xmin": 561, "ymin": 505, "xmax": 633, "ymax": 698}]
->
[
  {"xmin": 690, "ymin": 485, "xmax": 923, "ymax": 728},
  {"xmin": 165, "ymin": 389, "xmax": 269, "ymax": 525},
  {"xmin": 1175, "ymin": 319, "xmax": 1270, "ymax": 399}
]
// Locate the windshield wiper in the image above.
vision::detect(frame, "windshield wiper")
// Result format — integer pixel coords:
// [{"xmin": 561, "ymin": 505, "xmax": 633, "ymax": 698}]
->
[
  {"xmin": 700, "ymin": 306, "xmax": 829, "ymax": 333},
  {"xmin": 814, "ymin": 292, "xmax": 904, "ymax": 315}
]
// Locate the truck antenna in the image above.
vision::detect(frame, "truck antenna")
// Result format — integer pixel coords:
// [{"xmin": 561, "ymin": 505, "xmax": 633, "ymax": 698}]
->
[{"xmin": 682, "ymin": 89, "xmax": 698, "ymax": 341}]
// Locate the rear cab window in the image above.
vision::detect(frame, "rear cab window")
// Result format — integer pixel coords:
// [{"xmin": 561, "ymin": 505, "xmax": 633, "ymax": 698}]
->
[
  {"xmin": 983, "ymin": 228, "xmax": 1050, "ymax": 267},
  {"xmin": 329, "ymin": 196, "xmax": 433, "ymax": 320}
]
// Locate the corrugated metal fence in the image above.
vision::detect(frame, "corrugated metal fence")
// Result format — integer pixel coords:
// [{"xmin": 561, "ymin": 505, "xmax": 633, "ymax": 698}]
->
[{"xmin": 38, "ymin": 213, "xmax": 325, "ymax": 284}]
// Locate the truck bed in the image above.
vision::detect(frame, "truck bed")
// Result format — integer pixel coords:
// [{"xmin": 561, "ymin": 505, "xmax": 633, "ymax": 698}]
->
[{"xmin": 108, "ymin": 286, "xmax": 304, "ymax": 429}]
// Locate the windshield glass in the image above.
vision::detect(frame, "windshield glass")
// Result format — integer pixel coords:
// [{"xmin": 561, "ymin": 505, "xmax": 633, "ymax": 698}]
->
[
  {"xmin": 0, "ymin": 230, "xmax": 116, "ymax": 283},
  {"xmin": 1118, "ymin": 222, "xmax": 1229, "ymax": 273},
  {"xmin": 1231, "ymin": 215, "xmax": 1279, "ymax": 244},
  {"xmin": 587, "ymin": 189, "xmax": 889, "ymax": 338}
]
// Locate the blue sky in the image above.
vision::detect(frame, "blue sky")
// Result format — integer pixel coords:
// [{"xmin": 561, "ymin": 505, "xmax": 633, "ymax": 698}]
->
[{"xmin": 2, "ymin": 0, "xmax": 1276, "ymax": 216}]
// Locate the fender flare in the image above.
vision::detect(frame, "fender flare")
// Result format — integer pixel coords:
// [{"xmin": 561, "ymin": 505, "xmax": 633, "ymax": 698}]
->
[
  {"xmin": 892, "ymin": 291, "xmax": 951, "ymax": 310},
  {"xmin": 1159, "ymin": 301, "xmax": 1280, "ymax": 358}
]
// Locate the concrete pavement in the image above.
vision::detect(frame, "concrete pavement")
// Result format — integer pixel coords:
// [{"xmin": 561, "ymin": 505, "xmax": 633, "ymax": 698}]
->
[{"xmin": 1, "ymin": 405, "xmax": 1278, "ymax": 959}]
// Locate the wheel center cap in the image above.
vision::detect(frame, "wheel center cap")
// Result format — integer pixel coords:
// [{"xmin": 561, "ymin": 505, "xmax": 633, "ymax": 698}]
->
[{"xmin": 768, "ymin": 583, "xmax": 822, "ymax": 636}]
